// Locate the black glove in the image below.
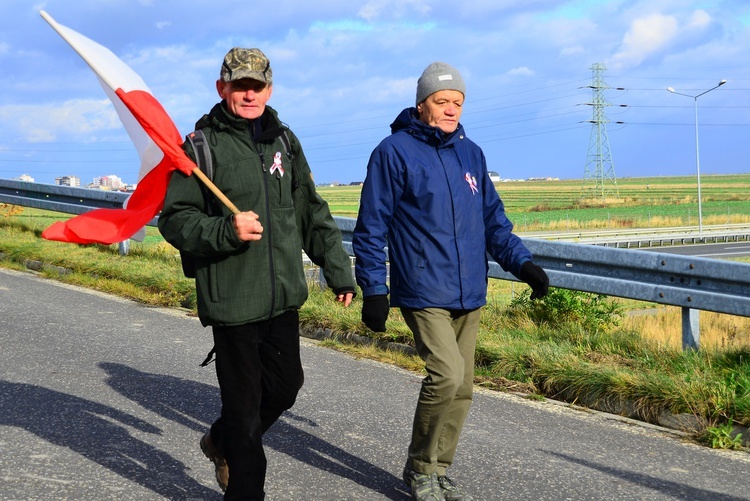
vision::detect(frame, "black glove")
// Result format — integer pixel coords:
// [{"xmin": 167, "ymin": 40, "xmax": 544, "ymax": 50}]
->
[
  {"xmin": 519, "ymin": 261, "xmax": 549, "ymax": 300},
  {"xmin": 362, "ymin": 295, "xmax": 389, "ymax": 332}
]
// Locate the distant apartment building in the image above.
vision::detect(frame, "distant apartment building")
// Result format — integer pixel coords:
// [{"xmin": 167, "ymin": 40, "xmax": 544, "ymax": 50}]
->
[
  {"xmin": 55, "ymin": 175, "xmax": 81, "ymax": 187},
  {"xmin": 93, "ymin": 175, "xmax": 125, "ymax": 190},
  {"xmin": 12, "ymin": 174, "xmax": 34, "ymax": 182}
]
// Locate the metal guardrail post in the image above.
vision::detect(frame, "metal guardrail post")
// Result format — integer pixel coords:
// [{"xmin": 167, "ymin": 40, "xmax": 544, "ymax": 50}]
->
[
  {"xmin": 682, "ymin": 308, "xmax": 700, "ymax": 350},
  {"xmin": 318, "ymin": 268, "xmax": 328, "ymax": 290},
  {"xmin": 118, "ymin": 240, "xmax": 130, "ymax": 256}
]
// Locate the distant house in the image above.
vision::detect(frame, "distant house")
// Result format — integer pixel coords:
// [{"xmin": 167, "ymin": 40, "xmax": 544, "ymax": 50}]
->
[
  {"xmin": 55, "ymin": 175, "xmax": 80, "ymax": 187},
  {"xmin": 93, "ymin": 174, "xmax": 125, "ymax": 190},
  {"xmin": 488, "ymin": 171, "xmax": 501, "ymax": 183}
]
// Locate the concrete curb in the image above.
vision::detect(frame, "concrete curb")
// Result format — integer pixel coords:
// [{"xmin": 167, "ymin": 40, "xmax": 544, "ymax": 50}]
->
[{"xmin": 300, "ymin": 323, "xmax": 749, "ymax": 448}]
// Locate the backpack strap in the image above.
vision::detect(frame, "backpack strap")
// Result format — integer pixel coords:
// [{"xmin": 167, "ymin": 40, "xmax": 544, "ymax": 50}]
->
[
  {"xmin": 279, "ymin": 129, "xmax": 300, "ymax": 191},
  {"xmin": 279, "ymin": 130, "xmax": 294, "ymax": 162},
  {"xmin": 186, "ymin": 129, "xmax": 221, "ymax": 215},
  {"xmin": 186, "ymin": 129, "xmax": 218, "ymax": 367},
  {"xmin": 199, "ymin": 347, "xmax": 216, "ymax": 367},
  {"xmin": 186, "ymin": 129, "xmax": 214, "ymax": 181}
]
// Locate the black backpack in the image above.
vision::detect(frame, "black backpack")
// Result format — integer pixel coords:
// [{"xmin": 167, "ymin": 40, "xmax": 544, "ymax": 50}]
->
[{"xmin": 179, "ymin": 128, "xmax": 295, "ymax": 278}]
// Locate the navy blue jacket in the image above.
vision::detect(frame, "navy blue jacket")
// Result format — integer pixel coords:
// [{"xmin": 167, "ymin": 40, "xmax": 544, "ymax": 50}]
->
[{"xmin": 352, "ymin": 107, "xmax": 532, "ymax": 310}]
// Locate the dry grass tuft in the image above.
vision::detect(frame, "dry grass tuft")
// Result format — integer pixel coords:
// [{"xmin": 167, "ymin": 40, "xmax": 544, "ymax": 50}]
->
[{"xmin": 624, "ymin": 307, "xmax": 750, "ymax": 350}]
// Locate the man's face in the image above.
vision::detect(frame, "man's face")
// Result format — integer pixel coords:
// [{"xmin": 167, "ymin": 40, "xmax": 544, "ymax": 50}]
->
[
  {"xmin": 417, "ymin": 90, "xmax": 464, "ymax": 133},
  {"xmin": 217, "ymin": 78, "xmax": 273, "ymax": 120}
]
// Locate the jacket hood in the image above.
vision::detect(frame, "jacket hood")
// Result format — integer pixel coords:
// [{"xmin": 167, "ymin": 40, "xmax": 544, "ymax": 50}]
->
[
  {"xmin": 195, "ymin": 102, "xmax": 287, "ymax": 143},
  {"xmin": 390, "ymin": 107, "xmax": 464, "ymax": 147}
]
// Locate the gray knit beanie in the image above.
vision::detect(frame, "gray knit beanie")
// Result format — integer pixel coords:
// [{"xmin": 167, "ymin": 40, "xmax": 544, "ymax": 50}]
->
[{"xmin": 416, "ymin": 62, "xmax": 466, "ymax": 106}]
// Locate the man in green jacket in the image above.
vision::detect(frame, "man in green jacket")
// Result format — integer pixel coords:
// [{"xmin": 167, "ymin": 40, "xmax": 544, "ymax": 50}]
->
[{"xmin": 159, "ymin": 47, "xmax": 355, "ymax": 500}]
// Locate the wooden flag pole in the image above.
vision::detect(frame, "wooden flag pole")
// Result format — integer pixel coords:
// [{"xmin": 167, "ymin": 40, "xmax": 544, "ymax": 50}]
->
[{"xmin": 191, "ymin": 168, "xmax": 241, "ymax": 215}]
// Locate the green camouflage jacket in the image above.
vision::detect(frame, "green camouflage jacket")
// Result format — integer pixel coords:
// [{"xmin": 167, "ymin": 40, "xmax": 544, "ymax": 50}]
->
[{"xmin": 159, "ymin": 103, "xmax": 354, "ymax": 326}]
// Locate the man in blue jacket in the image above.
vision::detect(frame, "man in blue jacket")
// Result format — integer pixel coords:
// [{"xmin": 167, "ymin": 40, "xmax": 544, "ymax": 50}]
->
[{"xmin": 352, "ymin": 62, "xmax": 549, "ymax": 501}]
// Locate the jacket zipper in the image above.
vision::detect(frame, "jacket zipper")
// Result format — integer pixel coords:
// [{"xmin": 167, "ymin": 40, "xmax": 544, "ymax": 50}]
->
[{"xmin": 257, "ymin": 140, "xmax": 277, "ymax": 320}]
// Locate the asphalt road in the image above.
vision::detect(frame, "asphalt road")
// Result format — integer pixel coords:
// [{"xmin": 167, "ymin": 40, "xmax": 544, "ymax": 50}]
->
[
  {"xmin": 1, "ymin": 267, "xmax": 749, "ymax": 501},
  {"xmin": 640, "ymin": 241, "xmax": 750, "ymax": 259}
]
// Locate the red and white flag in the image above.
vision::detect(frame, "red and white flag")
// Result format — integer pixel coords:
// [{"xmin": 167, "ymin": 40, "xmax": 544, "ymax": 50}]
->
[{"xmin": 39, "ymin": 11, "xmax": 196, "ymax": 245}]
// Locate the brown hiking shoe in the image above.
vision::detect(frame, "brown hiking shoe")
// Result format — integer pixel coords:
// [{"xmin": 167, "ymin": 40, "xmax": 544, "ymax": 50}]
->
[{"xmin": 200, "ymin": 431, "xmax": 228, "ymax": 491}]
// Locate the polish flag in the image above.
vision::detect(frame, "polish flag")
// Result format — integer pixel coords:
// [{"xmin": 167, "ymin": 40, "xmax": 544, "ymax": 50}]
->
[{"xmin": 39, "ymin": 11, "xmax": 196, "ymax": 245}]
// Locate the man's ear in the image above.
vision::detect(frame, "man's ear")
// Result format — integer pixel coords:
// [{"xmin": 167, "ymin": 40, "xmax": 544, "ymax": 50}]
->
[{"xmin": 216, "ymin": 79, "xmax": 227, "ymax": 99}]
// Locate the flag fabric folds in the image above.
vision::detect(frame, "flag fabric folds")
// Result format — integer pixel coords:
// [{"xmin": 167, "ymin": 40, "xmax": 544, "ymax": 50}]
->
[{"xmin": 39, "ymin": 11, "xmax": 196, "ymax": 245}]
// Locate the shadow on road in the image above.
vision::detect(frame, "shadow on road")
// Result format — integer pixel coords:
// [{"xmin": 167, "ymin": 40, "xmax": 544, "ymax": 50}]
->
[
  {"xmin": 0, "ymin": 379, "xmax": 216, "ymax": 499},
  {"xmin": 544, "ymin": 450, "xmax": 747, "ymax": 501},
  {"xmin": 100, "ymin": 362, "xmax": 408, "ymax": 500}
]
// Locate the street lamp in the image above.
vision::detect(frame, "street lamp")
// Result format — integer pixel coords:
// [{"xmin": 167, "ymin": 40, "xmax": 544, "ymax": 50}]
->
[{"xmin": 666, "ymin": 79, "xmax": 727, "ymax": 233}]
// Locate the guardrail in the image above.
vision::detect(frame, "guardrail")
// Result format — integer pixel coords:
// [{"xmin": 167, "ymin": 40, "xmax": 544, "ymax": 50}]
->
[
  {"xmin": 522, "ymin": 223, "xmax": 750, "ymax": 240},
  {"xmin": 0, "ymin": 179, "xmax": 131, "ymax": 214},
  {"xmin": 3, "ymin": 179, "xmax": 749, "ymax": 349},
  {"xmin": 521, "ymin": 225, "xmax": 750, "ymax": 247}
]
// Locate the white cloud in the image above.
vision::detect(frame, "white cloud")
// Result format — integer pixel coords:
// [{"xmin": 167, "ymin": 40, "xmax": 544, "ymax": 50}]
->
[
  {"xmin": 155, "ymin": 20, "xmax": 171, "ymax": 30},
  {"xmin": 312, "ymin": 19, "xmax": 374, "ymax": 32},
  {"xmin": 370, "ymin": 77, "xmax": 416, "ymax": 103},
  {"xmin": 0, "ymin": 99, "xmax": 120, "ymax": 143},
  {"xmin": 507, "ymin": 66, "xmax": 536, "ymax": 77},
  {"xmin": 560, "ymin": 45, "xmax": 585, "ymax": 56},
  {"xmin": 688, "ymin": 9, "xmax": 711, "ymax": 29},
  {"xmin": 608, "ymin": 13, "xmax": 679, "ymax": 70},
  {"xmin": 357, "ymin": 0, "xmax": 431, "ymax": 22}
]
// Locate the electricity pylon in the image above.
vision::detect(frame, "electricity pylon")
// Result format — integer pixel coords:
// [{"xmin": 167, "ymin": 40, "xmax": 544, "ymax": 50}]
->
[{"xmin": 581, "ymin": 63, "xmax": 619, "ymax": 200}]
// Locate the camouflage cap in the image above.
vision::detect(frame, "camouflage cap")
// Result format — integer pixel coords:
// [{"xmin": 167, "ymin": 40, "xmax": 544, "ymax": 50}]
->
[{"xmin": 220, "ymin": 47, "xmax": 273, "ymax": 84}]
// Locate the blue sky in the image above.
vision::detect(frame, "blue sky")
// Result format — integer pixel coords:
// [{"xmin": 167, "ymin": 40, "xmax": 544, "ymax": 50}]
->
[{"xmin": 1, "ymin": 0, "xmax": 749, "ymax": 185}]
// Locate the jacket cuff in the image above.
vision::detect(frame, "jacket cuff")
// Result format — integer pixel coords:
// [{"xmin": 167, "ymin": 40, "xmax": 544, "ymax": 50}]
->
[
  {"xmin": 333, "ymin": 286, "xmax": 357, "ymax": 298},
  {"xmin": 510, "ymin": 257, "xmax": 532, "ymax": 280},
  {"xmin": 362, "ymin": 284, "xmax": 389, "ymax": 297}
]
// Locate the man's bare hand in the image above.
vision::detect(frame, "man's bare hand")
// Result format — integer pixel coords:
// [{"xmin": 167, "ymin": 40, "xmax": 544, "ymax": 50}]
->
[
  {"xmin": 336, "ymin": 292, "xmax": 354, "ymax": 307},
  {"xmin": 233, "ymin": 211, "xmax": 264, "ymax": 241}
]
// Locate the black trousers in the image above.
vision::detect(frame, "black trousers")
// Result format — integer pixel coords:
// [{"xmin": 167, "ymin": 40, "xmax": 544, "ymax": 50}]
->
[{"xmin": 210, "ymin": 310, "xmax": 304, "ymax": 500}]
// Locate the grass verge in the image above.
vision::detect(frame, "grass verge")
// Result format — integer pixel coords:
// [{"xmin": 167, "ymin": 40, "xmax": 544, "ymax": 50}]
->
[{"xmin": 1, "ymin": 208, "xmax": 748, "ymax": 450}]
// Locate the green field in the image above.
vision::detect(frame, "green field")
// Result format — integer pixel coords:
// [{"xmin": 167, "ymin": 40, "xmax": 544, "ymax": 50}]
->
[{"xmin": 319, "ymin": 174, "xmax": 750, "ymax": 230}]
